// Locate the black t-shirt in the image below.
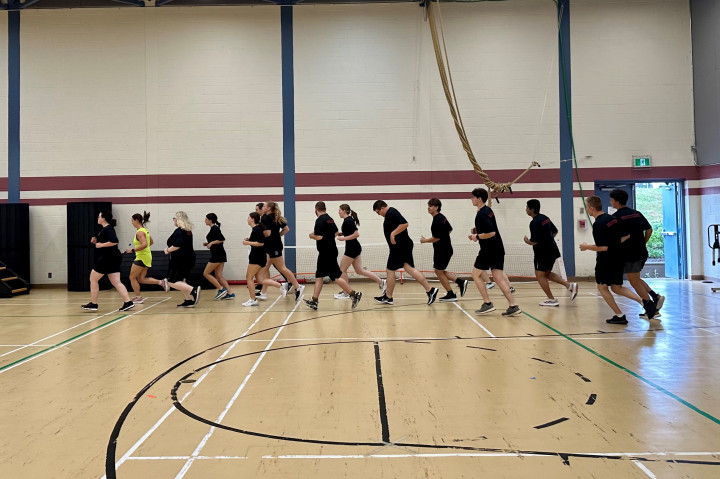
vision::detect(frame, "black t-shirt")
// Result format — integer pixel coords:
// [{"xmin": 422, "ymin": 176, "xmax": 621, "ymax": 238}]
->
[
  {"xmin": 592, "ymin": 213, "xmax": 621, "ymax": 262},
  {"xmin": 341, "ymin": 216, "xmax": 361, "ymax": 251},
  {"xmin": 96, "ymin": 225, "xmax": 120, "ymax": 259},
  {"xmin": 167, "ymin": 227, "xmax": 195, "ymax": 259},
  {"xmin": 261, "ymin": 214, "xmax": 286, "ymax": 251},
  {"xmin": 206, "ymin": 224, "xmax": 225, "ymax": 255},
  {"xmin": 314, "ymin": 213, "xmax": 339, "ymax": 254},
  {"xmin": 383, "ymin": 207, "xmax": 412, "ymax": 248},
  {"xmin": 529, "ymin": 214, "xmax": 560, "ymax": 260},
  {"xmin": 613, "ymin": 206, "xmax": 652, "ymax": 261},
  {"xmin": 248, "ymin": 225, "xmax": 265, "ymax": 262},
  {"xmin": 430, "ymin": 213, "xmax": 453, "ymax": 252},
  {"xmin": 474, "ymin": 206, "xmax": 504, "ymax": 254}
]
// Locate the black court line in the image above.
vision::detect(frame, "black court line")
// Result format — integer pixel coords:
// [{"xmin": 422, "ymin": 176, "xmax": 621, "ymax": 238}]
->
[
  {"xmin": 373, "ymin": 342, "xmax": 390, "ymax": 443},
  {"xmin": 534, "ymin": 417, "xmax": 569, "ymax": 429},
  {"xmin": 531, "ymin": 358, "xmax": 554, "ymax": 364},
  {"xmin": 586, "ymin": 394, "xmax": 597, "ymax": 405},
  {"xmin": 466, "ymin": 346, "xmax": 497, "ymax": 351},
  {"xmin": 575, "ymin": 372, "xmax": 592, "ymax": 383}
]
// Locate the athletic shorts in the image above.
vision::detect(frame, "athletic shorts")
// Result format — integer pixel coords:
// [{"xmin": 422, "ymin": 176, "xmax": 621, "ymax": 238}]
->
[
  {"xmin": 168, "ymin": 257, "xmax": 195, "ymax": 283},
  {"xmin": 387, "ymin": 244, "xmax": 414, "ymax": 271},
  {"xmin": 624, "ymin": 257, "xmax": 647, "ymax": 274},
  {"xmin": 209, "ymin": 251, "xmax": 227, "ymax": 263},
  {"xmin": 316, "ymin": 254, "xmax": 342, "ymax": 280},
  {"xmin": 133, "ymin": 259, "xmax": 150, "ymax": 268},
  {"xmin": 534, "ymin": 256, "xmax": 557, "ymax": 273},
  {"xmin": 474, "ymin": 250, "xmax": 504, "ymax": 271},
  {"xmin": 249, "ymin": 253, "xmax": 267, "ymax": 268},
  {"xmin": 93, "ymin": 253, "xmax": 122, "ymax": 275},
  {"xmin": 595, "ymin": 260, "xmax": 623, "ymax": 286},
  {"xmin": 264, "ymin": 247, "xmax": 283, "ymax": 259},
  {"xmin": 343, "ymin": 242, "xmax": 362, "ymax": 260},
  {"xmin": 433, "ymin": 248, "xmax": 453, "ymax": 271}
]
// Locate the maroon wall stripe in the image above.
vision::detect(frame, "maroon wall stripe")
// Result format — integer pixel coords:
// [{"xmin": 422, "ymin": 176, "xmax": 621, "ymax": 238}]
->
[
  {"xmin": 20, "ymin": 174, "xmax": 284, "ymax": 191},
  {"xmin": 0, "ymin": 177, "xmax": 7, "ymax": 190}
]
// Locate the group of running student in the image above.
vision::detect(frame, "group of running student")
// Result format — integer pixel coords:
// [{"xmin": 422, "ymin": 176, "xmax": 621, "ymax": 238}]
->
[{"xmin": 580, "ymin": 190, "xmax": 665, "ymax": 324}]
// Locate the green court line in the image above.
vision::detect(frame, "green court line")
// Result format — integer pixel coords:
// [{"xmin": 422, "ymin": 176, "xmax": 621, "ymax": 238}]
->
[
  {"xmin": 0, "ymin": 314, "xmax": 128, "ymax": 373},
  {"xmin": 522, "ymin": 311, "xmax": 720, "ymax": 426}
]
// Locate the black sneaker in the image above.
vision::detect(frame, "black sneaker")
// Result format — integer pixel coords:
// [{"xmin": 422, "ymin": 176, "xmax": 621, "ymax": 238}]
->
[
  {"xmin": 501, "ymin": 305, "xmax": 522, "ymax": 317},
  {"xmin": 119, "ymin": 301, "xmax": 135, "ymax": 312},
  {"xmin": 177, "ymin": 299, "xmax": 195, "ymax": 308},
  {"xmin": 374, "ymin": 294, "xmax": 394, "ymax": 305},
  {"xmin": 439, "ymin": 291, "xmax": 457, "ymax": 302},
  {"xmin": 606, "ymin": 315, "xmax": 628, "ymax": 324},
  {"xmin": 475, "ymin": 302, "xmax": 495, "ymax": 314},
  {"xmin": 303, "ymin": 298, "xmax": 318, "ymax": 310},
  {"xmin": 509, "ymin": 286, "xmax": 516, "ymax": 294},
  {"xmin": 456, "ymin": 279, "xmax": 469, "ymax": 297},
  {"xmin": 426, "ymin": 287, "xmax": 439, "ymax": 305},
  {"xmin": 81, "ymin": 302, "xmax": 98, "ymax": 311},
  {"xmin": 191, "ymin": 286, "xmax": 201, "ymax": 305},
  {"xmin": 255, "ymin": 284, "xmax": 263, "ymax": 293},
  {"xmin": 642, "ymin": 299, "xmax": 657, "ymax": 320},
  {"xmin": 351, "ymin": 291, "xmax": 363, "ymax": 309}
]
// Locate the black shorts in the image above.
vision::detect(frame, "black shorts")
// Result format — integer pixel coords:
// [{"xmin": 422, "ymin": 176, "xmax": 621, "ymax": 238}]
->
[
  {"xmin": 387, "ymin": 244, "xmax": 414, "ymax": 271},
  {"xmin": 93, "ymin": 253, "xmax": 122, "ymax": 275},
  {"xmin": 264, "ymin": 246, "xmax": 283, "ymax": 259},
  {"xmin": 249, "ymin": 253, "xmax": 267, "ymax": 268},
  {"xmin": 344, "ymin": 242, "xmax": 362, "ymax": 259},
  {"xmin": 132, "ymin": 259, "xmax": 149, "ymax": 268},
  {"xmin": 474, "ymin": 250, "xmax": 504, "ymax": 271},
  {"xmin": 624, "ymin": 257, "xmax": 647, "ymax": 274},
  {"xmin": 209, "ymin": 251, "xmax": 227, "ymax": 263},
  {"xmin": 168, "ymin": 257, "xmax": 195, "ymax": 283},
  {"xmin": 433, "ymin": 247, "xmax": 453, "ymax": 271},
  {"xmin": 534, "ymin": 256, "xmax": 557, "ymax": 273},
  {"xmin": 316, "ymin": 254, "xmax": 342, "ymax": 280},
  {"xmin": 595, "ymin": 261, "xmax": 623, "ymax": 286}
]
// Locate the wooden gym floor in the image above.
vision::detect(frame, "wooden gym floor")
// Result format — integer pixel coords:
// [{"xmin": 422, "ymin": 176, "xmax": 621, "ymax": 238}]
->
[{"xmin": 1, "ymin": 279, "xmax": 719, "ymax": 478}]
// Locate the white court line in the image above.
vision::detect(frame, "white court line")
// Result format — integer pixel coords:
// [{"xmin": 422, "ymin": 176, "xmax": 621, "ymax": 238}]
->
[
  {"xmin": 104, "ymin": 296, "xmax": 283, "ymax": 479},
  {"xmin": 175, "ymin": 300, "xmax": 303, "ymax": 479},
  {"xmin": 633, "ymin": 461, "xmax": 657, "ymax": 478},
  {"xmin": 261, "ymin": 451, "xmax": 720, "ymax": 460},
  {"xmin": 126, "ymin": 456, "xmax": 247, "ymax": 461},
  {"xmin": 452, "ymin": 302, "xmax": 496, "ymax": 338},
  {"xmin": 0, "ymin": 298, "xmax": 171, "ymax": 374},
  {"xmin": 0, "ymin": 344, "xmax": 53, "ymax": 347}
]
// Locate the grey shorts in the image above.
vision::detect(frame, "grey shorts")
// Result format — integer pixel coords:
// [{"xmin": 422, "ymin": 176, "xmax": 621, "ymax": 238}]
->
[{"xmin": 624, "ymin": 257, "xmax": 647, "ymax": 274}]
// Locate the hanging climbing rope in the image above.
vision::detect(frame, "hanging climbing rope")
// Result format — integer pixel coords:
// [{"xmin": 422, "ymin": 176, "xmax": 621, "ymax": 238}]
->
[{"xmin": 426, "ymin": 0, "xmax": 540, "ymax": 204}]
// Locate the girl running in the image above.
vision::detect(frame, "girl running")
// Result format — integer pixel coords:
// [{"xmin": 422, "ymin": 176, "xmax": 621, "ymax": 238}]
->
[
  {"xmin": 202, "ymin": 213, "xmax": 234, "ymax": 300},
  {"xmin": 164, "ymin": 211, "xmax": 200, "ymax": 308},
  {"xmin": 334, "ymin": 203, "xmax": 386, "ymax": 299},
  {"xmin": 259, "ymin": 201, "xmax": 304, "ymax": 301},
  {"xmin": 123, "ymin": 211, "xmax": 166, "ymax": 304},
  {"xmin": 242, "ymin": 212, "xmax": 282, "ymax": 306},
  {"xmin": 82, "ymin": 210, "xmax": 134, "ymax": 312}
]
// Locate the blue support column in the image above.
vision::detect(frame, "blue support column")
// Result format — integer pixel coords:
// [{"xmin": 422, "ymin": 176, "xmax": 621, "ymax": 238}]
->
[
  {"xmin": 8, "ymin": 11, "xmax": 20, "ymax": 204},
  {"xmin": 281, "ymin": 5, "xmax": 296, "ymax": 271},
  {"xmin": 558, "ymin": 0, "xmax": 575, "ymax": 276}
]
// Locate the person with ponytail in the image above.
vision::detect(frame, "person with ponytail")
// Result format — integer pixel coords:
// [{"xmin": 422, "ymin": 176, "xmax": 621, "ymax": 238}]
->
[
  {"xmin": 164, "ymin": 211, "xmax": 200, "ymax": 308},
  {"xmin": 82, "ymin": 210, "xmax": 134, "ymax": 312},
  {"xmin": 202, "ymin": 213, "xmax": 234, "ymax": 300},
  {"xmin": 259, "ymin": 201, "xmax": 304, "ymax": 301},
  {"xmin": 123, "ymin": 211, "xmax": 166, "ymax": 304},
  {"xmin": 242, "ymin": 212, "xmax": 283, "ymax": 306},
  {"xmin": 334, "ymin": 203, "xmax": 386, "ymax": 299}
]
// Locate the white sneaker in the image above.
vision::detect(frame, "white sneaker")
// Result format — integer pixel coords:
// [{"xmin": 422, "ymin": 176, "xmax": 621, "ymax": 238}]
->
[
  {"xmin": 539, "ymin": 299, "xmax": 559, "ymax": 307},
  {"xmin": 334, "ymin": 291, "xmax": 350, "ymax": 299},
  {"xmin": 295, "ymin": 284, "xmax": 305, "ymax": 301},
  {"xmin": 486, "ymin": 282, "xmax": 495, "ymax": 290},
  {"xmin": 242, "ymin": 299, "xmax": 258, "ymax": 307},
  {"xmin": 257, "ymin": 292, "xmax": 268, "ymax": 300},
  {"xmin": 569, "ymin": 282, "xmax": 579, "ymax": 301},
  {"xmin": 379, "ymin": 278, "xmax": 387, "ymax": 294},
  {"xmin": 281, "ymin": 283, "xmax": 289, "ymax": 297}
]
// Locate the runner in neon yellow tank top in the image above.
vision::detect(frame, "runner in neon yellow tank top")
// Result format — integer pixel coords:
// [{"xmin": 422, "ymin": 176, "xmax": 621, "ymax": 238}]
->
[{"xmin": 124, "ymin": 211, "xmax": 166, "ymax": 304}]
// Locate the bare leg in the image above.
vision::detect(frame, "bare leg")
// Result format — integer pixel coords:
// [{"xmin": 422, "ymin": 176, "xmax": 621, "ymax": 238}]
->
[
  {"xmin": 168, "ymin": 280, "xmax": 193, "ymax": 299},
  {"xmin": 214, "ymin": 263, "xmax": 231, "ymax": 293},
  {"xmin": 350, "ymin": 256, "xmax": 382, "ymax": 284},
  {"xmin": 626, "ymin": 272, "xmax": 651, "ymax": 301},
  {"xmin": 385, "ymin": 269, "xmax": 397, "ymax": 298},
  {"xmin": 536, "ymin": 270, "xmax": 554, "ymax": 300},
  {"xmin": 547, "ymin": 272, "xmax": 570, "ymax": 289},
  {"xmin": 472, "ymin": 267, "xmax": 491, "ymax": 303},
  {"xmin": 136, "ymin": 267, "xmax": 162, "ymax": 287},
  {"xmin": 436, "ymin": 269, "xmax": 453, "ymax": 292},
  {"xmin": 598, "ymin": 284, "xmax": 623, "ymax": 315},
  {"xmin": 270, "ymin": 257, "xmax": 301, "ymax": 289},
  {"xmin": 108, "ymin": 272, "xmax": 131, "ymax": 302},
  {"xmin": 492, "ymin": 269, "xmax": 516, "ymax": 307},
  {"xmin": 403, "ymin": 264, "xmax": 431, "ymax": 291},
  {"xmin": 311, "ymin": 277, "xmax": 324, "ymax": 300},
  {"xmin": 129, "ymin": 264, "xmax": 143, "ymax": 297},
  {"xmin": 610, "ymin": 284, "xmax": 643, "ymax": 305},
  {"xmin": 203, "ymin": 262, "xmax": 223, "ymax": 290},
  {"xmin": 89, "ymin": 270, "xmax": 103, "ymax": 304},
  {"xmin": 246, "ymin": 265, "xmax": 261, "ymax": 300},
  {"xmin": 256, "ymin": 266, "xmax": 281, "ymax": 289}
]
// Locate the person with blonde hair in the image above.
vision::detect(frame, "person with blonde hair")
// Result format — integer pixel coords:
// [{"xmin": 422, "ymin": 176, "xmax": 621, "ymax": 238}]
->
[
  {"xmin": 123, "ymin": 211, "xmax": 166, "ymax": 304},
  {"xmin": 164, "ymin": 211, "xmax": 200, "ymax": 308},
  {"xmin": 259, "ymin": 201, "xmax": 304, "ymax": 301}
]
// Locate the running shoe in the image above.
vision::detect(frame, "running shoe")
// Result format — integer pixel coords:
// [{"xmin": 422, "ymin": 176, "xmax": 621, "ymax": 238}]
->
[
  {"xmin": 191, "ymin": 286, "xmax": 201, "ymax": 305},
  {"xmin": 119, "ymin": 301, "xmax": 135, "ymax": 312},
  {"xmin": 242, "ymin": 299, "xmax": 259, "ymax": 307},
  {"xmin": 177, "ymin": 299, "xmax": 194, "ymax": 308},
  {"xmin": 426, "ymin": 287, "xmax": 439, "ymax": 305},
  {"xmin": 569, "ymin": 283, "xmax": 578, "ymax": 301},
  {"xmin": 351, "ymin": 291, "xmax": 363, "ymax": 309},
  {"xmin": 655, "ymin": 295, "xmax": 665, "ymax": 311},
  {"xmin": 257, "ymin": 292, "xmax": 268, "ymax": 300},
  {"xmin": 223, "ymin": 293, "xmax": 236, "ymax": 300},
  {"xmin": 214, "ymin": 288, "xmax": 228, "ymax": 300},
  {"xmin": 374, "ymin": 294, "xmax": 394, "ymax": 305},
  {"xmin": 81, "ymin": 302, "xmax": 98, "ymax": 312},
  {"xmin": 379, "ymin": 278, "xmax": 387, "ymax": 294},
  {"xmin": 281, "ymin": 283, "xmax": 289, "ymax": 297},
  {"xmin": 539, "ymin": 299, "xmax": 559, "ymax": 307},
  {"xmin": 334, "ymin": 291, "xmax": 350, "ymax": 299},
  {"xmin": 303, "ymin": 298, "xmax": 318, "ymax": 310},
  {"xmin": 485, "ymin": 282, "xmax": 495, "ymax": 290},
  {"xmin": 502, "ymin": 305, "xmax": 522, "ymax": 317},
  {"xmin": 475, "ymin": 302, "xmax": 495, "ymax": 314},
  {"xmin": 639, "ymin": 312, "xmax": 661, "ymax": 320},
  {"xmin": 132, "ymin": 297, "xmax": 145, "ymax": 304},
  {"xmin": 456, "ymin": 279, "xmax": 469, "ymax": 297},
  {"xmin": 160, "ymin": 278, "xmax": 170, "ymax": 292},
  {"xmin": 606, "ymin": 315, "xmax": 628, "ymax": 324},
  {"xmin": 439, "ymin": 291, "xmax": 457, "ymax": 302},
  {"xmin": 295, "ymin": 284, "xmax": 305, "ymax": 301},
  {"xmin": 509, "ymin": 286, "xmax": 516, "ymax": 293}
]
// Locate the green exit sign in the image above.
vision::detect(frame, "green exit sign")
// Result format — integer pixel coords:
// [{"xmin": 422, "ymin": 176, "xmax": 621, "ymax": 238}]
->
[{"xmin": 633, "ymin": 156, "xmax": 652, "ymax": 168}]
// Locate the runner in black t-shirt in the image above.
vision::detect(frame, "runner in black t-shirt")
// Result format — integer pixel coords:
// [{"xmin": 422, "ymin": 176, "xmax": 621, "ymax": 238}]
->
[
  {"xmin": 163, "ymin": 211, "xmax": 200, "ymax": 308},
  {"xmin": 202, "ymin": 213, "xmax": 234, "ymax": 301},
  {"xmin": 580, "ymin": 196, "xmax": 644, "ymax": 324},
  {"xmin": 372, "ymin": 200, "xmax": 439, "ymax": 306},
  {"xmin": 257, "ymin": 201, "xmax": 305, "ymax": 301},
  {"xmin": 419, "ymin": 198, "xmax": 469, "ymax": 302},
  {"xmin": 242, "ymin": 212, "xmax": 282, "ymax": 306},
  {"xmin": 469, "ymin": 188, "xmax": 520, "ymax": 317},
  {"xmin": 303, "ymin": 202, "xmax": 362, "ymax": 310},
  {"xmin": 522, "ymin": 199, "xmax": 578, "ymax": 306},
  {"xmin": 335, "ymin": 203, "xmax": 386, "ymax": 299},
  {"xmin": 81, "ymin": 210, "xmax": 134, "ymax": 312},
  {"xmin": 610, "ymin": 189, "xmax": 663, "ymax": 319}
]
